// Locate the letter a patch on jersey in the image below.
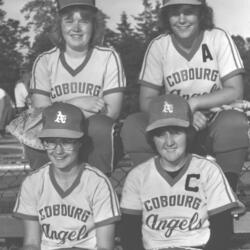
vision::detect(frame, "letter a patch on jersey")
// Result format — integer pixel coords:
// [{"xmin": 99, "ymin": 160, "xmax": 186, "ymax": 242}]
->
[
  {"xmin": 202, "ymin": 44, "xmax": 213, "ymax": 62},
  {"xmin": 55, "ymin": 111, "xmax": 67, "ymax": 124},
  {"xmin": 162, "ymin": 101, "xmax": 173, "ymax": 113}
]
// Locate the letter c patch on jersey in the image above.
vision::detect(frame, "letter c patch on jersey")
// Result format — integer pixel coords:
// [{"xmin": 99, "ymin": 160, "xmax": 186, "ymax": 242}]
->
[{"xmin": 185, "ymin": 174, "xmax": 200, "ymax": 192}]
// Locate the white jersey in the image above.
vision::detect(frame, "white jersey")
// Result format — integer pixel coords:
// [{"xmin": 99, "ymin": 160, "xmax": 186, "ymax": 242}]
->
[
  {"xmin": 13, "ymin": 163, "xmax": 121, "ymax": 250},
  {"xmin": 30, "ymin": 46, "xmax": 126, "ymax": 101},
  {"xmin": 14, "ymin": 82, "xmax": 28, "ymax": 108},
  {"xmin": 120, "ymin": 154, "xmax": 238, "ymax": 250},
  {"xmin": 0, "ymin": 88, "xmax": 6, "ymax": 99},
  {"xmin": 139, "ymin": 28, "xmax": 244, "ymax": 100}
]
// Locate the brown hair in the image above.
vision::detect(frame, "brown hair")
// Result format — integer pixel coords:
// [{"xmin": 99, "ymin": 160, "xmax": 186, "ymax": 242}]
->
[
  {"xmin": 49, "ymin": 6, "xmax": 105, "ymax": 50},
  {"xmin": 146, "ymin": 126, "xmax": 195, "ymax": 154},
  {"xmin": 159, "ymin": 4, "xmax": 214, "ymax": 33}
]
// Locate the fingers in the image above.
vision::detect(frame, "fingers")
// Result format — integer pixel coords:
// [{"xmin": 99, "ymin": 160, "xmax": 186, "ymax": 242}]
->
[
  {"xmin": 192, "ymin": 111, "xmax": 208, "ymax": 131},
  {"xmin": 92, "ymin": 97, "xmax": 105, "ymax": 113},
  {"xmin": 231, "ymin": 200, "xmax": 247, "ymax": 218}
]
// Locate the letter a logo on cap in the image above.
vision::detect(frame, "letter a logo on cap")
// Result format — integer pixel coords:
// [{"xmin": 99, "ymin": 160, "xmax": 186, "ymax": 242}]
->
[
  {"xmin": 162, "ymin": 101, "xmax": 173, "ymax": 113},
  {"xmin": 55, "ymin": 111, "xmax": 67, "ymax": 124}
]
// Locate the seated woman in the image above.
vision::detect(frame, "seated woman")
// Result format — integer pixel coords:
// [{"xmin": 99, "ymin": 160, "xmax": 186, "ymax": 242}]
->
[
  {"xmin": 121, "ymin": 0, "xmax": 249, "ymax": 192},
  {"xmin": 13, "ymin": 102, "xmax": 121, "ymax": 250},
  {"xmin": 121, "ymin": 94, "xmax": 241, "ymax": 250},
  {"xmin": 27, "ymin": 0, "xmax": 126, "ymax": 173}
]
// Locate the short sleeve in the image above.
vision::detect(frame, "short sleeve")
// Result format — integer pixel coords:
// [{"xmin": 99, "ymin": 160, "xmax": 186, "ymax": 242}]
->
[
  {"xmin": 138, "ymin": 39, "xmax": 164, "ymax": 89},
  {"xmin": 92, "ymin": 176, "xmax": 121, "ymax": 227},
  {"xmin": 204, "ymin": 163, "xmax": 237, "ymax": 216},
  {"xmin": 102, "ymin": 50, "xmax": 126, "ymax": 96},
  {"xmin": 216, "ymin": 30, "xmax": 244, "ymax": 81},
  {"xmin": 13, "ymin": 176, "xmax": 39, "ymax": 220},
  {"xmin": 30, "ymin": 54, "xmax": 51, "ymax": 96},
  {"xmin": 120, "ymin": 169, "xmax": 142, "ymax": 215}
]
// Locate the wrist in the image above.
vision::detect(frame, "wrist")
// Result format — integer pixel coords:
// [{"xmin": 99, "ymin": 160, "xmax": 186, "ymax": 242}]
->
[{"xmin": 188, "ymin": 97, "xmax": 199, "ymax": 112}]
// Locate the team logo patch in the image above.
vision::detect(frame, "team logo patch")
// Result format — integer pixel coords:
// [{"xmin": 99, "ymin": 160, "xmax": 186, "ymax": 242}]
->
[
  {"xmin": 162, "ymin": 101, "xmax": 173, "ymax": 113},
  {"xmin": 54, "ymin": 111, "xmax": 67, "ymax": 124}
]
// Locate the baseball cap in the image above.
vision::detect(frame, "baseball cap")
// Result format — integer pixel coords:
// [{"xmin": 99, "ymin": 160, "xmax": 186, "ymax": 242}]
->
[
  {"xmin": 57, "ymin": 0, "xmax": 97, "ymax": 11},
  {"xmin": 39, "ymin": 102, "xmax": 85, "ymax": 139},
  {"xmin": 146, "ymin": 94, "xmax": 192, "ymax": 132},
  {"xmin": 162, "ymin": 0, "xmax": 205, "ymax": 8}
]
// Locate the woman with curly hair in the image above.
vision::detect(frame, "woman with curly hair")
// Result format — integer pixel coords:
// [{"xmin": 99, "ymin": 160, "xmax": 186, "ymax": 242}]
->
[
  {"xmin": 121, "ymin": 0, "xmax": 248, "ymax": 191},
  {"xmin": 27, "ymin": 0, "xmax": 126, "ymax": 173},
  {"xmin": 120, "ymin": 1, "xmax": 248, "ymax": 248}
]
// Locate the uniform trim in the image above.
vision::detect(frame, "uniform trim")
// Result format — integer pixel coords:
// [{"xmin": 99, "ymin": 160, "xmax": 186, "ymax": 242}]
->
[
  {"xmin": 221, "ymin": 69, "xmax": 245, "ymax": 82},
  {"xmin": 110, "ymin": 123, "xmax": 116, "ymax": 172},
  {"xmin": 103, "ymin": 87, "xmax": 126, "ymax": 96},
  {"xmin": 155, "ymin": 154, "xmax": 192, "ymax": 186},
  {"xmin": 12, "ymin": 212, "xmax": 38, "ymax": 221},
  {"xmin": 121, "ymin": 207, "xmax": 142, "ymax": 215},
  {"xmin": 138, "ymin": 80, "xmax": 162, "ymax": 90},
  {"xmin": 95, "ymin": 215, "xmax": 121, "ymax": 228},
  {"xmin": 140, "ymin": 33, "xmax": 169, "ymax": 79},
  {"xmin": 32, "ymin": 47, "xmax": 58, "ymax": 90},
  {"xmin": 86, "ymin": 166, "xmax": 120, "ymax": 217},
  {"xmin": 95, "ymin": 46, "xmax": 126, "ymax": 88},
  {"xmin": 171, "ymin": 31, "xmax": 204, "ymax": 61},
  {"xmin": 192, "ymin": 154, "xmax": 236, "ymax": 202},
  {"xmin": 59, "ymin": 49, "xmax": 93, "ymax": 77},
  {"xmin": 29, "ymin": 88, "xmax": 50, "ymax": 97},
  {"xmin": 49, "ymin": 164, "xmax": 86, "ymax": 198},
  {"xmin": 208, "ymin": 201, "xmax": 238, "ymax": 216},
  {"xmin": 13, "ymin": 164, "xmax": 50, "ymax": 214},
  {"xmin": 111, "ymin": 50, "xmax": 122, "ymax": 87},
  {"xmin": 215, "ymin": 27, "xmax": 244, "ymax": 69}
]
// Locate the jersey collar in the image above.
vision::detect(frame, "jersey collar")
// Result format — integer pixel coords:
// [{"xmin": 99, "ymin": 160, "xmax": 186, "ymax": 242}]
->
[
  {"xmin": 49, "ymin": 163, "xmax": 86, "ymax": 198},
  {"xmin": 155, "ymin": 154, "xmax": 192, "ymax": 186},
  {"xmin": 60, "ymin": 48, "xmax": 93, "ymax": 77},
  {"xmin": 171, "ymin": 31, "xmax": 204, "ymax": 61}
]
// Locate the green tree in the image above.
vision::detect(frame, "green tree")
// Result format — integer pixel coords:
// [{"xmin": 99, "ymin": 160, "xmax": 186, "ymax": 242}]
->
[
  {"xmin": 133, "ymin": 0, "xmax": 161, "ymax": 45},
  {"xmin": 231, "ymin": 35, "xmax": 250, "ymax": 101},
  {"xmin": 117, "ymin": 12, "xmax": 134, "ymax": 39},
  {"xmin": 112, "ymin": 12, "xmax": 147, "ymax": 116},
  {"xmin": 21, "ymin": 0, "xmax": 57, "ymax": 34},
  {"xmin": 0, "ymin": 0, "xmax": 30, "ymax": 97},
  {"xmin": 21, "ymin": 0, "xmax": 57, "ymax": 66}
]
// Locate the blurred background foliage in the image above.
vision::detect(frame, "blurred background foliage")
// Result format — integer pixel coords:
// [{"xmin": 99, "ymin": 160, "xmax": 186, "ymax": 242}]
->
[{"xmin": 1, "ymin": 0, "xmax": 250, "ymax": 118}]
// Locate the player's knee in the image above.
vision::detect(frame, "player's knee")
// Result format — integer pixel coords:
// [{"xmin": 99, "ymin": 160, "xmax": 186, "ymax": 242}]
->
[
  {"xmin": 88, "ymin": 114, "xmax": 114, "ymax": 140},
  {"xmin": 212, "ymin": 110, "xmax": 249, "ymax": 152},
  {"xmin": 216, "ymin": 110, "xmax": 248, "ymax": 133},
  {"xmin": 121, "ymin": 112, "xmax": 148, "ymax": 138}
]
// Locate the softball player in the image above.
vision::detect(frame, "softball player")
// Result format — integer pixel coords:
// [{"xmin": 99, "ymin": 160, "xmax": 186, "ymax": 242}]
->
[
  {"xmin": 27, "ymin": 0, "xmax": 126, "ymax": 173},
  {"xmin": 120, "ymin": 94, "xmax": 239, "ymax": 250},
  {"xmin": 13, "ymin": 102, "xmax": 121, "ymax": 250},
  {"xmin": 121, "ymin": 0, "xmax": 249, "ymax": 192}
]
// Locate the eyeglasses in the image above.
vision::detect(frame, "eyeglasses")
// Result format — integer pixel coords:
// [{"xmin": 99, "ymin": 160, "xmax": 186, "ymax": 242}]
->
[{"xmin": 42, "ymin": 139, "xmax": 80, "ymax": 151}]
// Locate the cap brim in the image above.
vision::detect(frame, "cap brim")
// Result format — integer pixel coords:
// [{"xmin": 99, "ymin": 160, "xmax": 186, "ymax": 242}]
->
[
  {"xmin": 59, "ymin": 3, "xmax": 97, "ymax": 11},
  {"xmin": 146, "ymin": 118, "xmax": 189, "ymax": 132},
  {"xmin": 162, "ymin": 0, "xmax": 203, "ymax": 8},
  {"xmin": 39, "ymin": 129, "xmax": 84, "ymax": 139}
]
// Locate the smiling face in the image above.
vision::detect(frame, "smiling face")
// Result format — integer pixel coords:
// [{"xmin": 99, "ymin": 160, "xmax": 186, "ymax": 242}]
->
[
  {"xmin": 60, "ymin": 7, "xmax": 94, "ymax": 52},
  {"xmin": 168, "ymin": 4, "xmax": 200, "ymax": 42},
  {"xmin": 43, "ymin": 138, "xmax": 82, "ymax": 171},
  {"xmin": 153, "ymin": 126, "xmax": 187, "ymax": 167}
]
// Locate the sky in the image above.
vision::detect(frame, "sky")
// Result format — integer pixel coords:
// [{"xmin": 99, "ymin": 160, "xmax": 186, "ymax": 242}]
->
[{"xmin": 2, "ymin": 0, "xmax": 250, "ymax": 39}]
